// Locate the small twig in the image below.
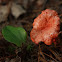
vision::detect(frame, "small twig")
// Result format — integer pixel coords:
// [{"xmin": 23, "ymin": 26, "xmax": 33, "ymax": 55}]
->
[
  {"xmin": 39, "ymin": 57, "xmax": 47, "ymax": 62},
  {"xmin": 38, "ymin": 44, "xmax": 40, "ymax": 62},
  {"xmin": 39, "ymin": 45, "xmax": 45, "ymax": 59},
  {"xmin": 43, "ymin": 52, "xmax": 58, "ymax": 62},
  {"xmin": 59, "ymin": 31, "xmax": 62, "ymax": 35},
  {"xmin": 49, "ymin": 49, "xmax": 61, "ymax": 61},
  {"xmin": 46, "ymin": 47, "xmax": 61, "ymax": 61},
  {"xmin": 0, "ymin": 54, "xmax": 16, "ymax": 61},
  {"xmin": 38, "ymin": 44, "xmax": 46, "ymax": 62},
  {"xmin": 32, "ymin": 9, "xmax": 41, "ymax": 13},
  {"xmin": 59, "ymin": 14, "xmax": 62, "ymax": 17}
]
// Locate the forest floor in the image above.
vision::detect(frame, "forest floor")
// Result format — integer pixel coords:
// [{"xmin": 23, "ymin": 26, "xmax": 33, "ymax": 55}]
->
[{"xmin": 0, "ymin": 0, "xmax": 62, "ymax": 62}]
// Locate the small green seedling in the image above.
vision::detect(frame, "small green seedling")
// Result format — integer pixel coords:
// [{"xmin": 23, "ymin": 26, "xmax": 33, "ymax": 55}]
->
[
  {"xmin": 27, "ymin": 44, "xmax": 33, "ymax": 51},
  {"xmin": 2, "ymin": 26, "xmax": 27, "ymax": 47}
]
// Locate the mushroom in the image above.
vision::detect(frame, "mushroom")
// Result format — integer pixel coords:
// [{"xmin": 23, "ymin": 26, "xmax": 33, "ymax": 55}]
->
[{"xmin": 30, "ymin": 9, "xmax": 60, "ymax": 45}]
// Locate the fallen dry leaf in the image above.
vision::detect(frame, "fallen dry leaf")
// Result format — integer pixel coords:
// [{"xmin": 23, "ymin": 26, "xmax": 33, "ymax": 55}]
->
[
  {"xmin": 0, "ymin": 4, "xmax": 10, "ymax": 23},
  {"xmin": 11, "ymin": 2, "xmax": 26, "ymax": 19}
]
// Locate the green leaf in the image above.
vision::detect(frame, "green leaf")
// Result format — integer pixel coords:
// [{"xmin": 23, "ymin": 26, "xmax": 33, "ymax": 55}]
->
[{"xmin": 2, "ymin": 26, "xmax": 27, "ymax": 47}]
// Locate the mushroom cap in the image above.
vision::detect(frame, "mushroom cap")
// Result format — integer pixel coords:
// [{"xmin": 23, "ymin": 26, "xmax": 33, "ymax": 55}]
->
[{"xmin": 30, "ymin": 9, "xmax": 60, "ymax": 45}]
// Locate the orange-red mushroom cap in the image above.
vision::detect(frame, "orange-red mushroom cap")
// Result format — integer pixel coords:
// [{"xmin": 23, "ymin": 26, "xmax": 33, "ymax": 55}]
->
[{"xmin": 30, "ymin": 9, "xmax": 60, "ymax": 45}]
